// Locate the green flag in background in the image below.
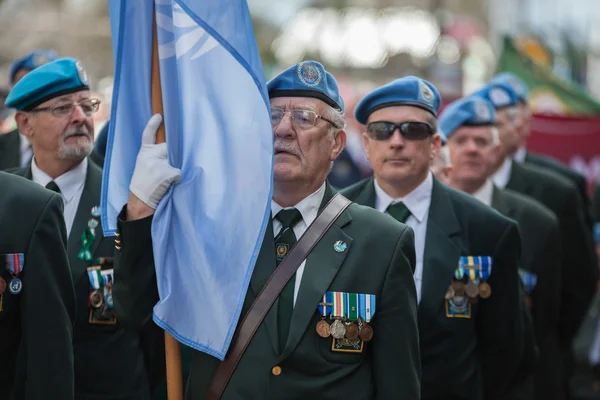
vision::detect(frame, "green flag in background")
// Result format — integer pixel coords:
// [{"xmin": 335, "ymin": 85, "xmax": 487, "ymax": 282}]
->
[{"xmin": 497, "ymin": 36, "xmax": 600, "ymax": 115}]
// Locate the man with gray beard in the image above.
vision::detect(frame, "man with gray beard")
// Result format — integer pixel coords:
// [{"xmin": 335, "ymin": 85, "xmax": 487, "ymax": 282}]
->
[{"xmin": 6, "ymin": 58, "xmax": 154, "ymax": 399}]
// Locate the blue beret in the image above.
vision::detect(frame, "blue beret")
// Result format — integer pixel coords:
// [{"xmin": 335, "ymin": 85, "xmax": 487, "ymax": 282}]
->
[
  {"xmin": 472, "ymin": 81, "xmax": 519, "ymax": 110},
  {"xmin": 6, "ymin": 58, "xmax": 89, "ymax": 111},
  {"xmin": 491, "ymin": 72, "xmax": 528, "ymax": 103},
  {"xmin": 438, "ymin": 96, "xmax": 496, "ymax": 143},
  {"xmin": 9, "ymin": 49, "xmax": 58, "ymax": 84},
  {"xmin": 267, "ymin": 60, "xmax": 344, "ymax": 111},
  {"xmin": 354, "ymin": 76, "xmax": 441, "ymax": 125}
]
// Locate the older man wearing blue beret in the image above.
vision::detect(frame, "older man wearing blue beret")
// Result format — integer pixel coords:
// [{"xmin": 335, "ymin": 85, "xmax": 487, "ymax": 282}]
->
[
  {"xmin": 6, "ymin": 57, "xmax": 154, "ymax": 400},
  {"xmin": 437, "ymin": 95, "xmax": 563, "ymax": 400},
  {"xmin": 341, "ymin": 76, "xmax": 525, "ymax": 400},
  {"xmin": 481, "ymin": 79, "xmax": 598, "ymax": 400},
  {"xmin": 0, "ymin": 49, "xmax": 58, "ymax": 171},
  {"xmin": 111, "ymin": 60, "xmax": 421, "ymax": 399}
]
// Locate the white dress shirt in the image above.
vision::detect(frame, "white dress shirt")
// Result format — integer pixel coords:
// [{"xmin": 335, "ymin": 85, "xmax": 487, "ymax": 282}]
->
[
  {"xmin": 471, "ymin": 179, "xmax": 495, "ymax": 207},
  {"xmin": 271, "ymin": 182, "xmax": 326, "ymax": 306},
  {"xmin": 513, "ymin": 146, "xmax": 527, "ymax": 164},
  {"xmin": 492, "ymin": 157, "xmax": 513, "ymax": 189},
  {"xmin": 19, "ymin": 133, "xmax": 32, "ymax": 168},
  {"xmin": 374, "ymin": 172, "xmax": 433, "ymax": 303},
  {"xmin": 31, "ymin": 157, "xmax": 88, "ymax": 238}
]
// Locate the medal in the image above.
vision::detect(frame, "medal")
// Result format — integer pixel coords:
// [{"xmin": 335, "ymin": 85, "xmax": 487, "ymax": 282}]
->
[
  {"xmin": 479, "ymin": 281, "xmax": 492, "ymax": 299},
  {"xmin": 0, "ymin": 277, "xmax": 6, "ymax": 295},
  {"xmin": 90, "ymin": 290, "xmax": 103, "ymax": 308},
  {"xmin": 330, "ymin": 319, "xmax": 346, "ymax": 339},
  {"xmin": 316, "ymin": 320, "xmax": 331, "ymax": 338},
  {"xmin": 359, "ymin": 323, "xmax": 374, "ymax": 342},
  {"xmin": 345, "ymin": 323, "xmax": 359, "ymax": 340},
  {"xmin": 9, "ymin": 277, "xmax": 22, "ymax": 295},
  {"xmin": 466, "ymin": 281, "xmax": 479, "ymax": 298},
  {"xmin": 451, "ymin": 281, "xmax": 466, "ymax": 296}
]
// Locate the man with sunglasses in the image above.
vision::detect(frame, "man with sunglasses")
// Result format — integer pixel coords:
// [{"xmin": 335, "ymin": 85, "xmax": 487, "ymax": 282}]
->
[
  {"xmin": 6, "ymin": 58, "xmax": 154, "ymax": 399},
  {"xmin": 113, "ymin": 60, "xmax": 420, "ymax": 399},
  {"xmin": 342, "ymin": 76, "xmax": 524, "ymax": 400},
  {"xmin": 438, "ymin": 94, "xmax": 562, "ymax": 400},
  {"xmin": 481, "ymin": 80, "xmax": 598, "ymax": 400}
]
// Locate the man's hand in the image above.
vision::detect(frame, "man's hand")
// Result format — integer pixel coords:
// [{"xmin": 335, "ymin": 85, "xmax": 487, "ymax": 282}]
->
[{"xmin": 127, "ymin": 114, "xmax": 181, "ymax": 220}]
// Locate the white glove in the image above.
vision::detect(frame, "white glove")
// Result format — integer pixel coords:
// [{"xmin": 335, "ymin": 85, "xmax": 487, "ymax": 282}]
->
[{"xmin": 129, "ymin": 114, "xmax": 182, "ymax": 209}]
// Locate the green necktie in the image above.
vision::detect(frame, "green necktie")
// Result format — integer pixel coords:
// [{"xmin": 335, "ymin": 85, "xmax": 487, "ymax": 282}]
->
[
  {"xmin": 387, "ymin": 202, "xmax": 411, "ymax": 223},
  {"xmin": 274, "ymin": 208, "xmax": 303, "ymax": 352},
  {"xmin": 45, "ymin": 181, "xmax": 61, "ymax": 194}
]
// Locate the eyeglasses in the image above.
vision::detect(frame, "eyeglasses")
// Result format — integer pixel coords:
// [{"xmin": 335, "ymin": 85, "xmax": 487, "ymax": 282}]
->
[
  {"xmin": 30, "ymin": 98, "xmax": 101, "ymax": 118},
  {"xmin": 366, "ymin": 121, "xmax": 434, "ymax": 141},
  {"xmin": 270, "ymin": 108, "xmax": 341, "ymax": 130}
]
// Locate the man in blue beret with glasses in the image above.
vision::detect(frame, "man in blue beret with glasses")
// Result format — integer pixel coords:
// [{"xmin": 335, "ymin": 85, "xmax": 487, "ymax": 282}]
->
[
  {"xmin": 492, "ymin": 72, "xmax": 591, "ymax": 228},
  {"xmin": 480, "ymin": 79, "xmax": 598, "ymax": 400},
  {"xmin": 437, "ymin": 95, "xmax": 563, "ymax": 400},
  {"xmin": 0, "ymin": 49, "xmax": 58, "ymax": 171},
  {"xmin": 342, "ymin": 76, "xmax": 525, "ymax": 400},
  {"xmin": 6, "ymin": 57, "xmax": 154, "ymax": 400},
  {"xmin": 112, "ymin": 60, "xmax": 421, "ymax": 399}
]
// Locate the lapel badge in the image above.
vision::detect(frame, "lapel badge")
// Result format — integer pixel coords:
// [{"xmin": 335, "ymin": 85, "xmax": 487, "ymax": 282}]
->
[
  {"xmin": 276, "ymin": 243, "xmax": 288, "ymax": 259},
  {"xmin": 90, "ymin": 206, "xmax": 101, "ymax": 218},
  {"xmin": 333, "ymin": 240, "xmax": 347, "ymax": 253}
]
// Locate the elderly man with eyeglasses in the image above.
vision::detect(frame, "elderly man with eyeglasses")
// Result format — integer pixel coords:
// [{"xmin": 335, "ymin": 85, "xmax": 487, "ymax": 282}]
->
[
  {"xmin": 341, "ymin": 76, "xmax": 525, "ymax": 400},
  {"xmin": 112, "ymin": 60, "xmax": 420, "ymax": 399},
  {"xmin": 5, "ymin": 58, "xmax": 154, "ymax": 400}
]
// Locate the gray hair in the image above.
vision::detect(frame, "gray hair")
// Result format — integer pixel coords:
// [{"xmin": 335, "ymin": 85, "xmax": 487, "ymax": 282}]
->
[
  {"xmin": 326, "ymin": 105, "xmax": 346, "ymax": 137},
  {"xmin": 490, "ymin": 127, "xmax": 500, "ymax": 146}
]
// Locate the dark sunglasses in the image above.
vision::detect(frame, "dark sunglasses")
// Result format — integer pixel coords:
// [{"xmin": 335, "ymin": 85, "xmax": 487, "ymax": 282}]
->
[{"xmin": 366, "ymin": 121, "xmax": 434, "ymax": 141}]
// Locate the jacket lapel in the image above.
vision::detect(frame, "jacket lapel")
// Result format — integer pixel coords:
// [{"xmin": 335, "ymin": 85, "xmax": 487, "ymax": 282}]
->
[
  {"xmin": 248, "ymin": 219, "xmax": 278, "ymax": 352},
  {"xmin": 419, "ymin": 180, "xmax": 462, "ymax": 326},
  {"xmin": 506, "ymin": 160, "xmax": 533, "ymax": 194},
  {"xmin": 491, "ymin": 186, "xmax": 513, "ymax": 218},
  {"xmin": 352, "ymin": 178, "xmax": 377, "ymax": 208},
  {"xmin": 280, "ymin": 205, "xmax": 353, "ymax": 360},
  {"xmin": 68, "ymin": 161, "xmax": 103, "ymax": 282}
]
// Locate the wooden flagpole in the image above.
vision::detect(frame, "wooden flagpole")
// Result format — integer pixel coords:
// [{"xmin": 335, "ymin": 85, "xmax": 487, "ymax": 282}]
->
[{"xmin": 152, "ymin": 6, "xmax": 184, "ymax": 400}]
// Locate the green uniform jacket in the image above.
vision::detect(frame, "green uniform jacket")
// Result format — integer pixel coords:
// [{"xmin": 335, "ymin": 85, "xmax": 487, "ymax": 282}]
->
[
  {"xmin": 492, "ymin": 186, "xmax": 563, "ymax": 400},
  {"xmin": 0, "ymin": 171, "xmax": 75, "ymax": 399},
  {"xmin": 342, "ymin": 177, "xmax": 524, "ymax": 400},
  {"xmin": 593, "ymin": 184, "xmax": 600, "ymax": 222},
  {"xmin": 12, "ymin": 161, "xmax": 152, "ymax": 400},
  {"xmin": 506, "ymin": 160, "xmax": 598, "ymax": 345},
  {"xmin": 524, "ymin": 151, "xmax": 591, "ymax": 228},
  {"xmin": 113, "ymin": 184, "xmax": 421, "ymax": 400},
  {"xmin": 0, "ymin": 129, "xmax": 23, "ymax": 171}
]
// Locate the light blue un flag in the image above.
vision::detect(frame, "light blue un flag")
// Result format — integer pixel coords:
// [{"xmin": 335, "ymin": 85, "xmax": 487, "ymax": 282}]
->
[{"xmin": 103, "ymin": 0, "xmax": 273, "ymax": 359}]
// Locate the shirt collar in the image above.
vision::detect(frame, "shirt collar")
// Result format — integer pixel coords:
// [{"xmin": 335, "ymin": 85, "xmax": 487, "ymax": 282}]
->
[
  {"xmin": 374, "ymin": 171, "xmax": 433, "ymax": 223},
  {"xmin": 513, "ymin": 146, "xmax": 527, "ymax": 163},
  {"xmin": 271, "ymin": 182, "xmax": 327, "ymax": 224},
  {"xmin": 491, "ymin": 157, "xmax": 512, "ymax": 189},
  {"xmin": 471, "ymin": 179, "xmax": 494, "ymax": 207},
  {"xmin": 31, "ymin": 157, "xmax": 88, "ymax": 203}
]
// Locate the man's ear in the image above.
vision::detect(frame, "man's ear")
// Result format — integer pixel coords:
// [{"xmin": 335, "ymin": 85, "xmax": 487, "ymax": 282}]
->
[{"xmin": 15, "ymin": 111, "xmax": 34, "ymax": 138}]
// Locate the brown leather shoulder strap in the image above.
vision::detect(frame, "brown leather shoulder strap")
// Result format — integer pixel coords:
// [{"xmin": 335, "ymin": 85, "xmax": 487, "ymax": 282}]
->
[{"xmin": 206, "ymin": 193, "xmax": 352, "ymax": 400}]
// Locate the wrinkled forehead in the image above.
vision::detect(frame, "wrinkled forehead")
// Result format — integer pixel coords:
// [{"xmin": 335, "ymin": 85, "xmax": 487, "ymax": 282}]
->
[
  {"xmin": 269, "ymin": 96, "xmax": 328, "ymax": 112},
  {"xmin": 366, "ymin": 105, "xmax": 433, "ymax": 124},
  {"xmin": 38, "ymin": 89, "xmax": 91, "ymax": 107}
]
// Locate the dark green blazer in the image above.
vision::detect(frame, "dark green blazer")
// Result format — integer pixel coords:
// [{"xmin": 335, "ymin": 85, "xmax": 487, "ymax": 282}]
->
[
  {"xmin": 492, "ymin": 186, "xmax": 563, "ymax": 400},
  {"xmin": 0, "ymin": 129, "xmax": 23, "ymax": 170},
  {"xmin": 593, "ymin": 184, "xmax": 600, "ymax": 222},
  {"xmin": 12, "ymin": 161, "xmax": 152, "ymax": 400},
  {"xmin": 113, "ymin": 183, "xmax": 421, "ymax": 400},
  {"xmin": 342, "ymin": 177, "xmax": 524, "ymax": 400},
  {"xmin": 524, "ymin": 151, "xmax": 591, "ymax": 228},
  {"xmin": 506, "ymin": 160, "xmax": 598, "ymax": 345},
  {"xmin": 0, "ymin": 171, "xmax": 75, "ymax": 399}
]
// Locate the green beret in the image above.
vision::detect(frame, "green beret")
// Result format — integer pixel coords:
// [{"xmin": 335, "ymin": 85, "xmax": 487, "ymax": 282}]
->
[{"xmin": 6, "ymin": 57, "xmax": 90, "ymax": 111}]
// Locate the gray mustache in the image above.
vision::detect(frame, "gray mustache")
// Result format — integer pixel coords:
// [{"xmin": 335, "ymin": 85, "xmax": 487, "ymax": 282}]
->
[
  {"xmin": 63, "ymin": 125, "xmax": 91, "ymax": 140},
  {"xmin": 274, "ymin": 141, "xmax": 300, "ymax": 156}
]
